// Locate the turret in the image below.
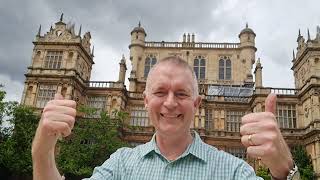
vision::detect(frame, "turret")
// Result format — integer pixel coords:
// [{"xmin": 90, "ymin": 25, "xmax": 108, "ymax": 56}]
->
[
  {"xmin": 37, "ymin": 24, "xmax": 41, "ymax": 37},
  {"xmin": 292, "ymin": 49, "xmax": 295, "ymax": 62},
  {"xmin": 238, "ymin": 23, "xmax": 256, "ymax": 46},
  {"xmin": 118, "ymin": 55, "xmax": 127, "ymax": 83},
  {"xmin": 130, "ymin": 21, "xmax": 146, "ymax": 46},
  {"xmin": 128, "ymin": 22, "xmax": 147, "ymax": 91},
  {"xmin": 238, "ymin": 23, "xmax": 257, "ymax": 86},
  {"xmin": 296, "ymin": 29, "xmax": 305, "ymax": 52},
  {"xmin": 254, "ymin": 58, "xmax": 263, "ymax": 87}
]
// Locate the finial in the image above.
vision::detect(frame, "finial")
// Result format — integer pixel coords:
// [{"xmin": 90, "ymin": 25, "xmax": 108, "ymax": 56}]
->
[
  {"xmin": 50, "ymin": 25, "xmax": 53, "ymax": 31},
  {"xmin": 298, "ymin": 29, "xmax": 301, "ymax": 36},
  {"xmin": 257, "ymin": 58, "xmax": 260, "ymax": 64},
  {"xmin": 246, "ymin": 22, "xmax": 248, "ymax": 28},
  {"xmin": 60, "ymin": 13, "xmax": 64, "ymax": 22},
  {"xmin": 293, "ymin": 49, "xmax": 295, "ymax": 59},
  {"xmin": 78, "ymin": 25, "xmax": 82, "ymax": 36},
  {"xmin": 91, "ymin": 46, "xmax": 94, "ymax": 56},
  {"xmin": 37, "ymin": 24, "xmax": 41, "ymax": 36},
  {"xmin": 307, "ymin": 28, "xmax": 310, "ymax": 40},
  {"xmin": 138, "ymin": 21, "xmax": 141, "ymax": 27},
  {"xmin": 316, "ymin": 26, "xmax": 320, "ymax": 40},
  {"xmin": 121, "ymin": 54, "xmax": 126, "ymax": 63}
]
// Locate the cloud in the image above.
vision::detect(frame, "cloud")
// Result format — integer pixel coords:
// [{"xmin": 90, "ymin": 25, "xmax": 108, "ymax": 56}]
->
[
  {"xmin": 0, "ymin": 74, "xmax": 24, "ymax": 102},
  {"xmin": 1, "ymin": 0, "xmax": 320, "ymax": 101}
]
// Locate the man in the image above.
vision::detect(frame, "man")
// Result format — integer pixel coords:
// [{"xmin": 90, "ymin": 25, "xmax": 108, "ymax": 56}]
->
[{"xmin": 32, "ymin": 56, "xmax": 298, "ymax": 179}]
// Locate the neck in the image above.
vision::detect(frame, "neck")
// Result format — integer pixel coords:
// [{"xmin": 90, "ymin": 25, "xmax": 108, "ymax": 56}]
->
[{"xmin": 156, "ymin": 131, "xmax": 193, "ymax": 161}]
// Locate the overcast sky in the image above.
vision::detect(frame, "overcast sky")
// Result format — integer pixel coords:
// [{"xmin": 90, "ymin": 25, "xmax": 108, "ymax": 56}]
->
[{"xmin": 0, "ymin": 0, "xmax": 319, "ymax": 102}]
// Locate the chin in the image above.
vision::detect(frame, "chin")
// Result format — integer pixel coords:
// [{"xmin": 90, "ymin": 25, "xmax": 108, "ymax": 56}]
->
[{"xmin": 158, "ymin": 125, "xmax": 185, "ymax": 135}]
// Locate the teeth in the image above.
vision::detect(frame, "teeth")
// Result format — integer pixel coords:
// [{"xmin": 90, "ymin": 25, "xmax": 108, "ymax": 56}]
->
[{"xmin": 160, "ymin": 113, "xmax": 182, "ymax": 118}]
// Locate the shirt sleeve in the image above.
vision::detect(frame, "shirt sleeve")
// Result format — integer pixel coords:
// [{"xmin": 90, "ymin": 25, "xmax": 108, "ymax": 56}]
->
[
  {"xmin": 234, "ymin": 161, "xmax": 264, "ymax": 180},
  {"xmin": 83, "ymin": 148, "xmax": 128, "ymax": 180}
]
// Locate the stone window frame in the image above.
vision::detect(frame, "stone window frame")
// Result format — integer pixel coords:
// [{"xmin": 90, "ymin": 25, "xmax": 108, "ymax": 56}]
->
[
  {"xmin": 130, "ymin": 105, "xmax": 149, "ymax": 127},
  {"xmin": 144, "ymin": 54, "xmax": 157, "ymax": 78},
  {"xmin": 205, "ymin": 109, "xmax": 214, "ymax": 130},
  {"xmin": 36, "ymin": 84, "xmax": 57, "ymax": 108},
  {"xmin": 225, "ymin": 147, "xmax": 247, "ymax": 160},
  {"xmin": 86, "ymin": 96, "xmax": 107, "ymax": 118},
  {"xmin": 225, "ymin": 111, "xmax": 245, "ymax": 132},
  {"xmin": 276, "ymin": 104, "xmax": 297, "ymax": 129},
  {"xmin": 44, "ymin": 51, "xmax": 63, "ymax": 69},
  {"xmin": 218, "ymin": 56, "xmax": 232, "ymax": 80},
  {"xmin": 193, "ymin": 55, "xmax": 206, "ymax": 80}
]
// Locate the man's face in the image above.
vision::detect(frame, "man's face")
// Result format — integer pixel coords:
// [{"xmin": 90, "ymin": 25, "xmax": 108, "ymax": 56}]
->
[{"xmin": 144, "ymin": 63, "xmax": 201, "ymax": 136}]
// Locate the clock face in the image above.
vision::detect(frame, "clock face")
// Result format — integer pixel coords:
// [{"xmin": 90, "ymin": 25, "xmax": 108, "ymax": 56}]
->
[{"xmin": 56, "ymin": 30, "xmax": 62, "ymax": 36}]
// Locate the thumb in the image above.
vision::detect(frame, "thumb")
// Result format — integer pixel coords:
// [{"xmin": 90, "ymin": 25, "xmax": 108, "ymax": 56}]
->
[
  {"xmin": 265, "ymin": 93, "xmax": 277, "ymax": 114},
  {"xmin": 54, "ymin": 93, "xmax": 64, "ymax": 100}
]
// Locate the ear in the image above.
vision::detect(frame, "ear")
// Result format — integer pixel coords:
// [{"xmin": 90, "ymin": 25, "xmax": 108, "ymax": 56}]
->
[
  {"xmin": 193, "ymin": 95, "xmax": 202, "ymax": 109},
  {"xmin": 143, "ymin": 90, "xmax": 148, "ymax": 108}
]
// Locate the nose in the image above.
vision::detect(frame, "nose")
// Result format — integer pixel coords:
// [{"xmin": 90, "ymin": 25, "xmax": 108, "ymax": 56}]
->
[{"xmin": 163, "ymin": 92, "xmax": 178, "ymax": 109}]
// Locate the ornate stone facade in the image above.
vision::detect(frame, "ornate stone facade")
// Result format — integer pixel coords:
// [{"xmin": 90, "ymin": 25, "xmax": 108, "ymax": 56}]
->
[{"xmin": 21, "ymin": 15, "xmax": 320, "ymax": 178}]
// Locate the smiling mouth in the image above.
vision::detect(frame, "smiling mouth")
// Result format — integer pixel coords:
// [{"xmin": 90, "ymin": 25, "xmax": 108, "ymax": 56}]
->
[{"xmin": 160, "ymin": 113, "xmax": 182, "ymax": 118}]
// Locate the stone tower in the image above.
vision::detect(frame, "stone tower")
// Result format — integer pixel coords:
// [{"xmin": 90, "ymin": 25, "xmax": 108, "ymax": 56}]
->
[
  {"xmin": 128, "ymin": 22, "xmax": 147, "ymax": 92},
  {"xmin": 21, "ymin": 14, "xmax": 94, "ymax": 107},
  {"xmin": 238, "ymin": 23, "xmax": 257, "ymax": 86},
  {"xmin": 292, "ymin": 27, "xmax": 320, "ymax": 173},
  {"xmin": 254, "ymin": 58, "xmax": 263, "ymax": 88},
  {"xmin": 118, "ymin": 55, "xmax": 127, "ymax": 83}
]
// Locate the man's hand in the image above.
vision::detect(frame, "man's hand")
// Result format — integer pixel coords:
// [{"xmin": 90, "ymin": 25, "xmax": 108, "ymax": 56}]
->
[
  {"xmin": 240, "ymin": 93, "xmax": 293, "ymax": 179},
  {"xmin": 32, "ymin": 93, "xmax": 76, "ymax": 155},
  {"xmin": 32, "ymin": 93, "xmax": 76, "ymax": 180}
]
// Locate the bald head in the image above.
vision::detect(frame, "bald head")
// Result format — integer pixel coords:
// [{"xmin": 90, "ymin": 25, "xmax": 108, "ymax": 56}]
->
[{"xmin": 145, "ymin": 56, "xmax": 199, "ymax": 98}]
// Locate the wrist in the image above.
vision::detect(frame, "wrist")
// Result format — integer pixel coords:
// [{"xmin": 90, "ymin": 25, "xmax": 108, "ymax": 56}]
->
[
  {"xmin": 270, "ymin": 159, "xmax": 294, "ymax": 179},
  {"xmin": 271, "ymin": 161, "xmax": 299, "ymax": 180}
]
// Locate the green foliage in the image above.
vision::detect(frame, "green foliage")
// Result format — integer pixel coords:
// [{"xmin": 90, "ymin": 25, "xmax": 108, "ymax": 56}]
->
[
  {"xmin": 292, "ymin": 145, "xmax": 315, "ymax": 180},
  {"xmin": 57, "ymin": 106, "xmax": 129, "ymax": 178},
  {"xmin": 256, "ymin": 166, "xmax": 271, "ymax": 180},
  {"xmin": 0, "ymin": 86, "xmax": 7, "ymax": 129},
  {"xmin": 0, "ymin": 102, "xmax": 40, "ymax": 175},
  {"xmin": 0, "ymin": 88, "xmax": 129, "ymax": 178}
]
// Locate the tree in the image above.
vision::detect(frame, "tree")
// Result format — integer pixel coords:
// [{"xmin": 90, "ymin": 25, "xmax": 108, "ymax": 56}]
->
[
  {"xmin": 256, "ymin": 166, "xmax": 271, "ymax": 180},
  {"xmin": 292, "ymin": 145, "xmax": 315, "ymax": 180},
  {"xmin": 57, "ymin": 107, "xmax": 129, "ymax": 179},
  {"xmin": 0, "ymin": 85, "xmax": 7, "ymax": 134},
  {"xmin": 0, "ymin": 87, "xmax": 130, "ymax": 179},
  {"xmin": 0, "ymin": 86, "xmax": 39, "ymax": 179}
]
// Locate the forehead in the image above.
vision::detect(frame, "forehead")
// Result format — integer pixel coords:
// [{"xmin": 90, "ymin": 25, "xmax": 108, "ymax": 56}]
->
[{"xmin": 148, "ymin": 63, "xmax": 194, "ymax": 91}]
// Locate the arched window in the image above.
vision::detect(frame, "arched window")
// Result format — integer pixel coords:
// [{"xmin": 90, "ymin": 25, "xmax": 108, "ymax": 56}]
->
[
  {"xmin": 226, "ymin": 59, "xmax": 231, "ymax": 80},
  {"xmin": 219, "ymin": 59, "xmax": 225, "ymax": 80},
  {"xmin": 193, "ymin": 56, "xmax": 206, "ymax": 79},
  {"xmin": 218, "ymin": 57, "xmax": 232, "ymax": 80},
  {"xmin": 144, "ymin": 55, "xmax": 157, "ymax": 78}
]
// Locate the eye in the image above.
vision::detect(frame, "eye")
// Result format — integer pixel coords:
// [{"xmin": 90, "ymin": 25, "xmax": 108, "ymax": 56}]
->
[
  {"xmin": 176, "ymin": 92, "xmax": 190, "ymax": 98},
  {"xmin": 153, "ymin": 91, "xmax": 166, "ymax": 97}
]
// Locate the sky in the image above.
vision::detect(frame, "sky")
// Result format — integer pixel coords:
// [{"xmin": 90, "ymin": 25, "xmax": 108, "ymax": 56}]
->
[{"xmin": 0, "ymin": 0, "xmax": 319, "ymax": 102}]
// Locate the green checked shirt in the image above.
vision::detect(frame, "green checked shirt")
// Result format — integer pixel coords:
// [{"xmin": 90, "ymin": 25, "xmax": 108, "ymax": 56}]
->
[{"xmin": 84, "ymin": 132, "xmax": 262, "ymax": 180}]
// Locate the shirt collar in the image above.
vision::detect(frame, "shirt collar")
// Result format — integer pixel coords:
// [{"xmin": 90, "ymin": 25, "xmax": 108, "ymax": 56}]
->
[
  {"xmin": 188, "ymin": 131, "xmax": 207, "ymax": 163},
  {"xmin": 139, "ymin": 133, "xmax": 157, "ymax": 157},
  {"xmin": 140, "ymin": 131, "xmax": 208, "ymax": 163}
]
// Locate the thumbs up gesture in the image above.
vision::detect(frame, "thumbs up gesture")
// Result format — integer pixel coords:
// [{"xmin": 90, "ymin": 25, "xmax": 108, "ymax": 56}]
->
[
  {"xmin": 240, "ymin": 93, "xmax": 294, "ymax": 179},
  {"xmin": 32, "ymin": 93, "xmax": 77, "ymax": 155}
]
